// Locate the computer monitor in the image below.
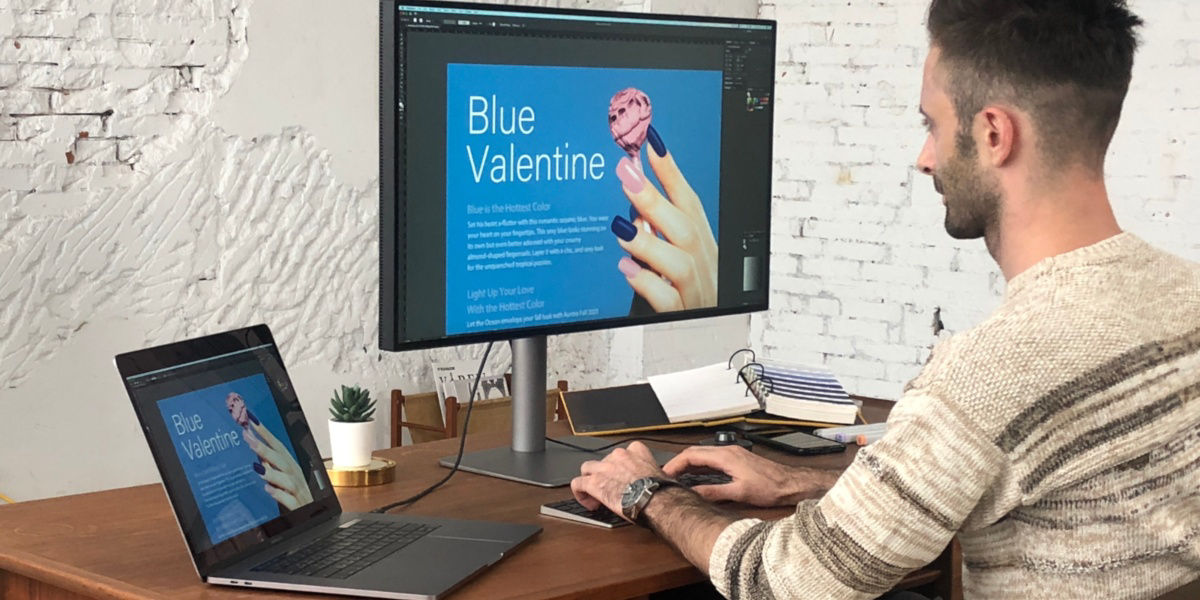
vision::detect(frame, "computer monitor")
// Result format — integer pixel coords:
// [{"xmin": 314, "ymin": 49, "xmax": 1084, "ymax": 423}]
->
[{"xmin": 380, "ymin": 0, "xmax": 776, "ymax": 485}]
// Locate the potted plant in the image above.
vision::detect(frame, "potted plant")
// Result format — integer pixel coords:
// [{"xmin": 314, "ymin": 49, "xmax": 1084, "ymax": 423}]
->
[{"xmin": 328, "ymin": 385, "xmax": 377, "ymax": 468}]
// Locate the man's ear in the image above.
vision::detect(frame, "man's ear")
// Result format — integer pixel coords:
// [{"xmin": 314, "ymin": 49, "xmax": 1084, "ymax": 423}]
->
[{"xmin": 977, "ymin": 105, "xmax": 1018, "ymax": 167}]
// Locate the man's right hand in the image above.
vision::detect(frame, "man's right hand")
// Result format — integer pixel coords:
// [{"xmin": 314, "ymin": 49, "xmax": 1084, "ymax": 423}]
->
[{"xmin": 662, "ymin": 445, "xmax": 837, "ymax": 507}]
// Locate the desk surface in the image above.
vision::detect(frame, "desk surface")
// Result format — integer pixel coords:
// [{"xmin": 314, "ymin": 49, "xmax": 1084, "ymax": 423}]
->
[{"xmin": 0, "ymin": 398, "xmax": 953, "ymax": 600}]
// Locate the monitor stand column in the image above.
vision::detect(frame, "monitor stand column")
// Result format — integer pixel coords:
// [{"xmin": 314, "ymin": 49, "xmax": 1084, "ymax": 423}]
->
[{"xmin": 438, "ymin": 335, "xmax": 671, "ymax": 487}]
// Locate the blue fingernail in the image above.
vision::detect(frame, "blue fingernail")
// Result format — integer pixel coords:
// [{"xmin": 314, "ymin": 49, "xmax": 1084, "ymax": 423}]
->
[
  {"xmin": 629, "ymin": 204, "xmax": 640, "ymax": 223},
  {"xmin": 647, "ymin": 125, "xmax": 666, "ymax": 157},
  {"xmin": 253, "ymin": 461, "xmax": 265, "ymax": 475},
  {"xmin": 248, "ymin": 409, "xmax": 260, "ymax": 425},
  {"xmin": 611, "ymin": 215, "xmax": 637, "ymax": 242}
]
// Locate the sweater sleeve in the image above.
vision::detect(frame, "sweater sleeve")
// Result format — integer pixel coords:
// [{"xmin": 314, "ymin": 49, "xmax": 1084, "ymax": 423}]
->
[{"xmin": 708, "ymin": 391, "xmax": 1008, "ymax": 599}]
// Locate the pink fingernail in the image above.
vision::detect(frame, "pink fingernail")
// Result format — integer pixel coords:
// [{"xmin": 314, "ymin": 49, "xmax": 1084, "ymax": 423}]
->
[
  {"xmin": 617, "ymin": 156, "xmax": 644, "ymax": 194},
  {"xmin": 618, "ymin": 256, "xmax": 642, "ymax": 278}
]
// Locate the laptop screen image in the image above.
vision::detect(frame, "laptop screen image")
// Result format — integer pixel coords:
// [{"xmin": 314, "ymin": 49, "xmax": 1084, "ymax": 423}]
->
[
  {"xmin": 154, "ymin": 370, "xmax": 311, "ymax": 546},
  {"xmin": 119, "ymin": 326, "xmax": 338, "ymax": 575}
]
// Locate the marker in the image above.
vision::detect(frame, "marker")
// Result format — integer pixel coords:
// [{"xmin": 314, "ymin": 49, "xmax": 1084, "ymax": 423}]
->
[
  {"xmin": 856, "ymin": 430, "xmax": 886, "ymax": 446},
  {"xmin": 818, "ymin": 422, "xmax": 887, "ymax": 442}
]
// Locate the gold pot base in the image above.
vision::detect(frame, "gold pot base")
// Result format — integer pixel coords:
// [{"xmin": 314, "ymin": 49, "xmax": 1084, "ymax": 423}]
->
[{"xmin": 323, "ymin": 457, "xmax": 397, "ymax": 487}]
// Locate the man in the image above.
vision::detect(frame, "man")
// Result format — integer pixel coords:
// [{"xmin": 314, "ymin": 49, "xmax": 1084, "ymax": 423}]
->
[{"xmin": 570, "ymin": 1, "xmax": 1200, "ymax": 598}]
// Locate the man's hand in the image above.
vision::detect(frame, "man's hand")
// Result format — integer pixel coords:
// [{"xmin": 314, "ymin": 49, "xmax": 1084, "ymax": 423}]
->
[
  {"xmin": 570, "ymin": 441, "xmax": 664, "ymax": 518},
  {"xmin": 663, "ymin": 445, "xmax": 836, "ymax": 507}
]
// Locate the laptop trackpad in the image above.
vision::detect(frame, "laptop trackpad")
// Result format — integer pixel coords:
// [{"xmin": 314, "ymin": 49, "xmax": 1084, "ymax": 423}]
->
[{"xmin": 359, "ymin": 536, "xmax": 511, "ymax": 593}]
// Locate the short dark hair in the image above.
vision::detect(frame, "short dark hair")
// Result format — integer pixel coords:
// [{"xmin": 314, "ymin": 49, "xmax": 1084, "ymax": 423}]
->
[{"xmin": 927, "ymin": 0, "xmax": 1143, "ymax": 170}]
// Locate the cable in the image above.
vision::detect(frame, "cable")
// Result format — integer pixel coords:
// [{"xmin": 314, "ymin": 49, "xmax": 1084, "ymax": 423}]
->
[
  {"xmin": 545, "ymin": 435, "xmax": 696, "ymax": 454},
  {"xmin": 371, "ymin": 341, "xmax": 494, "ymax": 513},
  {"xmin": 0, "ymin": 492, "xmax": 14, "ymax": 504}
]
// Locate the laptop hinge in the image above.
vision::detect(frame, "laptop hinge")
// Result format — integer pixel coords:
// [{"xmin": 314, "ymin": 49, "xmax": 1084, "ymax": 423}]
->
[{"xmin": 205, "ymin": 508, "xmax": 343, "ymax": 576}]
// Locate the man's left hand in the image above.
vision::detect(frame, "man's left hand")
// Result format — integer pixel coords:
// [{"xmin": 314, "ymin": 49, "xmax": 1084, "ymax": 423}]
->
[{"xmin": 570, "ymin": 441, "xmax": 665, "ymax": 518}]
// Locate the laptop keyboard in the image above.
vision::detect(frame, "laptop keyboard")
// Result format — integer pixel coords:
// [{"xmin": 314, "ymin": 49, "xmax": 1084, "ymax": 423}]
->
[
  {"xmin": 540, "ymin": 472, "xmax": 732, "ymax": 529},
  {"xmin": 252, "ymin": 520, "xmax": 439, "ymax": 580}
]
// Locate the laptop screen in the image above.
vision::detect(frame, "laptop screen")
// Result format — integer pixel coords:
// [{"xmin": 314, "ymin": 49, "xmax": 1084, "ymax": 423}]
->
[{"xmin": 118, "ymin": 325, "xmax": 338, "ymax": 575}]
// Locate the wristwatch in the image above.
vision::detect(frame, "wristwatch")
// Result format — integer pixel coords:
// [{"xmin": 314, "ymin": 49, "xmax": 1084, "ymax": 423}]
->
[{"xmin": 620, "ymin": 476, "xmax": 682, "ymax": 523}]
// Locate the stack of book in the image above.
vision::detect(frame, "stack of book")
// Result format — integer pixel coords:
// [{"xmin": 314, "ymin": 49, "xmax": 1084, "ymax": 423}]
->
[{"xmin": 748, "ymin": 359, "xmax": 858, "ymax": 425}]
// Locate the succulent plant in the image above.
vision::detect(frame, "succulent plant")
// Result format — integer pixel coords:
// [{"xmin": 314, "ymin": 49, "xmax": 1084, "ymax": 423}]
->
[{"xmin": 329, "ymin": 385, "xmax": 376, "ymax": 423}]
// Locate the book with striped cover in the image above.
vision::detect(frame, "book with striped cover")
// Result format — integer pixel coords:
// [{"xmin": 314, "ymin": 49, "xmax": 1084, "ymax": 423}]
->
[{"xmin": 741, "ymin": 357, "xmax": 858, "ymax": 424}]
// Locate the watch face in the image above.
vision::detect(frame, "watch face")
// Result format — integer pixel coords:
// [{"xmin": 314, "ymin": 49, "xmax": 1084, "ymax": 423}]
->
[{"xmin": 621, "ymin": 478, "xmax": 647, "ymax": 511}]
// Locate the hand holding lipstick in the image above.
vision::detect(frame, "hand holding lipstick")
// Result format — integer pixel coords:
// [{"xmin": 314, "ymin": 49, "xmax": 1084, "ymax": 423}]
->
[{"xmin": 611, "ymin": 124, "xmax": 719, "ymax": 311}]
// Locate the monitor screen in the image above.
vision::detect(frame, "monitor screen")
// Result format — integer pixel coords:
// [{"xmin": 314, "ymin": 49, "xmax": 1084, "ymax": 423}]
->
[{"xmin": 380, "ymin": 0, "xmax": 775, "ymax": 350}]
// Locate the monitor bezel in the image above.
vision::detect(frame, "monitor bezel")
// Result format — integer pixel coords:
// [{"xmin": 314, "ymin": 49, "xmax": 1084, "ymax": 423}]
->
[{"xmin": 379, "ymin": 0, "xmax": 775, "ymax": 351}]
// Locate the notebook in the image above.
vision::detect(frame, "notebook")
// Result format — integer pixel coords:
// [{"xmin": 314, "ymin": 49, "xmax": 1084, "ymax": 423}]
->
[
  {"xmin": 560, "ymin": 357, "xmax": 861, "ymax": 436},
  {"xmin": 748, "ymin": 359, "xmax": 858, "ymax": 425}
]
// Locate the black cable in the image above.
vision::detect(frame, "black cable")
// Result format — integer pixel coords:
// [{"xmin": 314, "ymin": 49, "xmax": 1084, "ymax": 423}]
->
[
  {"xmin": 544, "ymin": 435, "xmax": 696, "ymax": 454},
  {"xmin": 371, "ymin": 341, "xmax": 494, "ymax": 513}
]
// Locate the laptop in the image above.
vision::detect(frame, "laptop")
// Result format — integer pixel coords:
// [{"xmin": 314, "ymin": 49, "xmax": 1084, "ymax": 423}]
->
[{"xmin": 116, "ymin": 324, "xmax": 540, "ymax": 600}]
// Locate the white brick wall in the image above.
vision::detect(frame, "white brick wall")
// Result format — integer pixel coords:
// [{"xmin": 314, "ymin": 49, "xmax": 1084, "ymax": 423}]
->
[
  {"xmin": 0, "ymin": 0, "xmax": 755, "ymax": 501},
  {"xmin": 755, "ymin": 0, "xmax": 1200, "ymax": 401}
]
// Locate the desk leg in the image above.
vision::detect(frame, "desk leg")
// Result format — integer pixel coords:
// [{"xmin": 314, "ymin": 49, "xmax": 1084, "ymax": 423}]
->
[
  {"xmin": 930, "ymin": 538, "xmax": 963, "ymax": 600},
  {"xmin": 1, "ymin": 569, "xmax": 92, "ymax": 600}
]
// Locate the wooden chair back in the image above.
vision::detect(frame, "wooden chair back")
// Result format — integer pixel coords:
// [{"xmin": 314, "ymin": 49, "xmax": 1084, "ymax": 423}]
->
[{"xmin": 391, "ymin": 379, "xmax": 568, "ymax": 446}]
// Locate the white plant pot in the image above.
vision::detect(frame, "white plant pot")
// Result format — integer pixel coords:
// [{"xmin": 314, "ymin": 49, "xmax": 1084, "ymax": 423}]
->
[{"xmin": 329, "ymin": 419, "xmax": 375, "ymax": 468}]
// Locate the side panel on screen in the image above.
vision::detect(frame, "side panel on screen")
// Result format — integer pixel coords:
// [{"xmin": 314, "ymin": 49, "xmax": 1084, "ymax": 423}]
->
[{"xmin": 443, "ymin": 64, "xmax": 722, "ymax": 335}]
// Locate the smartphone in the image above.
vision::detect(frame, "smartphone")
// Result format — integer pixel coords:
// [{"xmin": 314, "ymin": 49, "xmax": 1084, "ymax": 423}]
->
[{"xmin": 744, "ymin": 430, "xmax": 846, "ymax": 456}]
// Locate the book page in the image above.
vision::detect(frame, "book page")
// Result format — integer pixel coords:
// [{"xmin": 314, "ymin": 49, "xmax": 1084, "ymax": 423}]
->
[{"xmin": 648, "ymin": 363, "xmax": 760, "ymax": 423}]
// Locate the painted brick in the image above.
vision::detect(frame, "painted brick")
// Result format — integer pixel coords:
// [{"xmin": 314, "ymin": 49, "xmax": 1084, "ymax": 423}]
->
[
  {"xmin": 842, "ymin": 299, "xmax": 902, "ymax": 324},
  {"xmin": 1, "ymin": 90, "xmax": 52, "ymax": 114},
  {"xmin": 21, "ymin": 190, "xmax": 88, "ymax": 217},
  {"xmin": 73, "ymin": 138, "xmax": 118, "ymax": 164},
  {"xmin": 857, "ymin": 342, "xmax": 917, "ymax": 364},
  {"xmin": 807, "ymin": 296, "xmax": 841, "ymax": 316},
  {"xmin": 15, "ymin": 115, "xmax": 103, "ymax": 142},
  {"xmin": 803, "ymin": 257, "xmax": 862, "ymax": 281},
  {"xmin": 0, "ymin": 141, "xmax": 44, "ymax": 165},
  {"xmin": 0, "ymin": 168, "xmax": 34, "ymax": 190},
  {"xmin": 826, "ymin": 239, "xmax": 888, "ymax": 263},
  {"xmin": 0, "ymin": 64, "xmax": 18, "ymax": 87},
  {"xmin": 861, "ymin": 263, "xmax": 923, "ymax": 285},
  {"xmin": 827, "ymin": 356, "xmax": 886, "ymax": 379},
  {"xmin": 828, "ymin": 317, "xmax": 888, "ymax": 341}
]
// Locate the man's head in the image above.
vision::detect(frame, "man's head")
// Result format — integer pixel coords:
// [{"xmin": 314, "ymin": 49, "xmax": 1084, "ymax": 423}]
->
[{"xmin": 915, "ymin": 0, "xmax": 1143, "ymax": 240}]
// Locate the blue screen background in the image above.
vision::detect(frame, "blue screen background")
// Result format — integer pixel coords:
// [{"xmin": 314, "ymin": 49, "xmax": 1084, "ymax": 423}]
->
[
  {"xmin": 157, "ymin": 374, "xmax": 299, "ymax": 545},
  {"xmin": 444, "ymin": 64, "xmax": 723, "ymax": 334}
]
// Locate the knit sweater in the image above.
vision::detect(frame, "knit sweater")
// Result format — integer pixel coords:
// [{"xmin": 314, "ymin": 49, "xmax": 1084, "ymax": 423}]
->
[{"xmin": 710, "ymin": 233, "xmax": 1200, "ymax": 599}]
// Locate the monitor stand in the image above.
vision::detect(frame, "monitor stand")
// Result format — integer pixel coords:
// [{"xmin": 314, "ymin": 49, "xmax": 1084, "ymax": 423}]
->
[{"xmin": 438, "ymin": 336, "xmax": 674, "ymax": 487}]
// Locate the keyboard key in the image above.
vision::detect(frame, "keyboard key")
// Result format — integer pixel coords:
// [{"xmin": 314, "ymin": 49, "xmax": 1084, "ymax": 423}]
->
[{"xmin": 252, "ymin": 520, "xmax": 439, "ymax": 579}]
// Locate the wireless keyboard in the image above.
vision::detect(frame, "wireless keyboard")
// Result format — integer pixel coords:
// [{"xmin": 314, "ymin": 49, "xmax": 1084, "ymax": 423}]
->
[{"xmin": 540, "ymin": 472, "xmax": 732, "ymax": 528}]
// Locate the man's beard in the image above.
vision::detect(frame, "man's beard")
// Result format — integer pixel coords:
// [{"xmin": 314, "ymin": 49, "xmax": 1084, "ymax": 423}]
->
[{"xmin": 933, "ymin": 136, "xmax": 1002, "ymax": 240}]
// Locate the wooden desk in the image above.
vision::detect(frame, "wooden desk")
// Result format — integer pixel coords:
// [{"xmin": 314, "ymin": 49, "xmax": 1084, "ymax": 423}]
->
[{"xmin": 0, "ymin": 399, "xmax": 960, "ymax": 600}]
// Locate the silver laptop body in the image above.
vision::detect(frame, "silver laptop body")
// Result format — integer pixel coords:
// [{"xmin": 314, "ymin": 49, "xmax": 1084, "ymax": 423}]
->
[{"xmin": 116, "ymin": 324, "xmax": 539, "ymax": 599}]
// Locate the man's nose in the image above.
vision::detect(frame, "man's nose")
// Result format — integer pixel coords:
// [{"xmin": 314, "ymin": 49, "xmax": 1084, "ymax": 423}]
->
[{"xmin": 916, "ymin": 135, "xmax": 935, "ymax": 175}]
